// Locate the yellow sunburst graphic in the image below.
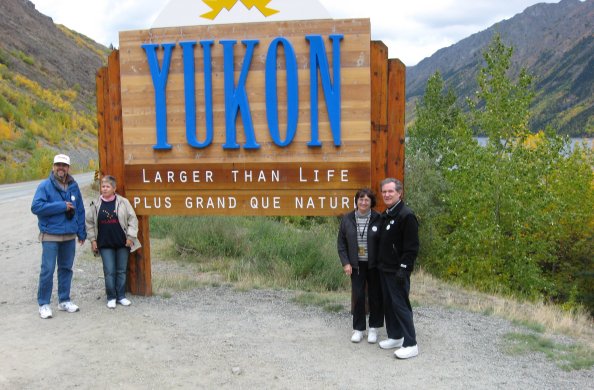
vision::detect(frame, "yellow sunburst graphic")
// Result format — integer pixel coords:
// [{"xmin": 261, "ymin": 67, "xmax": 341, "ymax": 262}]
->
[{"xmin": 201, "ymin": 0, "xmax": 279, "ymax": 20}]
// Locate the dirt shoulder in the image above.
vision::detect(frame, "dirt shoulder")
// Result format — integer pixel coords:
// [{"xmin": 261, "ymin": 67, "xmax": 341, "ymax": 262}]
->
[{"xmin": 0, "ymin": 193, "xmax": 592, "ymax": 389}]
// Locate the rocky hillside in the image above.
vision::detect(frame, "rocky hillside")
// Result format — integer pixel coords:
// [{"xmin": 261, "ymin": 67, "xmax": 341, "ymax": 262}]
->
[
  {"xmin": 406, "ymin": 0, "xmax": 594, "ymax": 136},
  {"xmin": 0, "ymin": 0, "xmax": 108, "ymax": 182}
]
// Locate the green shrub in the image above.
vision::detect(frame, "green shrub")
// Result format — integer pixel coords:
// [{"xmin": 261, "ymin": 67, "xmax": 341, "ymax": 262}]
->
[
  {"xmin": 0, "ymin": 48, "xmax": 10, "ymax": 66},
  {"xmin": 406, "ymin": 34, "xmax": 594, "ymax": 313},
  {"xmin": 151, "ymin": 215, "xmax": 346, "ymax": 292},
  {"xmin": 13, "ymin": 50, "xmax": 34, "ymax": 66}
]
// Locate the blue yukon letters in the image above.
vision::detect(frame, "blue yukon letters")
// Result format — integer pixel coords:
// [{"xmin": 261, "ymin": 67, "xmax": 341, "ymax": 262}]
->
[{"xmin": 141, "ymin": 34, "xmax": 343, "ymax": 150}]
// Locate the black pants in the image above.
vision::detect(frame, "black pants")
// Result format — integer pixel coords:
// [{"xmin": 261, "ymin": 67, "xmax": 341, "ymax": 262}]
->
[
  {"xmin": 351, "ymin": 261, "xmax": 384, "ymax": 331},
  {"xmin": 379, "ymin": 270, "xmax": 416, "ymax": 347}
]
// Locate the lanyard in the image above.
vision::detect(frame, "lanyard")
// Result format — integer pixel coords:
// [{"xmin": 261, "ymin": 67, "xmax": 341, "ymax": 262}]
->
[{"xmin": 357, "ymin": 215, "xmax": 370, "ymax": 239}]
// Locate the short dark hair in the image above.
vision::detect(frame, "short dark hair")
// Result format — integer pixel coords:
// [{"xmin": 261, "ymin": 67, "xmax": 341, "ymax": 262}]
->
[{"xmin": 355, "ymin": 187, "xmax": 377, "ymax": 208}]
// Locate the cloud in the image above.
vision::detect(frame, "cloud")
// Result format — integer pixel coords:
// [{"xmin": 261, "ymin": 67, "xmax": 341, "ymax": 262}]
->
[{"xmin": 30, "ymin": 0, "xmax": 561, "ymax": 65}]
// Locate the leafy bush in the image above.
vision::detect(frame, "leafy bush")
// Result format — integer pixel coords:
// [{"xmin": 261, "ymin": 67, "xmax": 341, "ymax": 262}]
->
[{"xmin": 407, "ymin": 34, "xmax": 594, "ymax": 313}]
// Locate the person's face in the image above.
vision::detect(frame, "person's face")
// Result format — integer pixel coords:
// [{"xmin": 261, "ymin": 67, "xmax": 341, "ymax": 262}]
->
[
  {"xmin": 356, "ymin": 194, "xmax": 372, "ymax": 213},
  {"xmin": 52, "ymin": 163, "xmax": 69, "ymax": 180},
  {"xmin": 101, "ymin": 181, "xmax": 116, "ymax": 197},
  {"xmin": 381, "ymin": 182, "xmax": 401, "ymax": 208}
]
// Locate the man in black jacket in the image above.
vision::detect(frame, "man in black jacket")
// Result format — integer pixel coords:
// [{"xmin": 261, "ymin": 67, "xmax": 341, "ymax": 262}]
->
[{"xmin": 377, "ymin": 178, "xmax": 419, "ymax": 359}]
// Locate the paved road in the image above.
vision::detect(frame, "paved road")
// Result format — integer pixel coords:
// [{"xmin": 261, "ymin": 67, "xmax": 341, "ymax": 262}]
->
[{"xmin": 0, "ymin": 172, "xmax": 94, "ymax": 204}]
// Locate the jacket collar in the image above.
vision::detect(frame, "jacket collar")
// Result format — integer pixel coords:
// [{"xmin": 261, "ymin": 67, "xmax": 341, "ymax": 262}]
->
[
  {"xmin": 384, "ymin": 200, "xmax": 403, "ymax": 218},
  {"xmin": 49, "ymin": 172, "xmax": 73, "ymax": 190}
]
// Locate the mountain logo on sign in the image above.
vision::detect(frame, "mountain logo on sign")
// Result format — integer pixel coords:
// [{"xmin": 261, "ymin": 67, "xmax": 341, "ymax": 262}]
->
[{"xmin": 201, "ymin": 0, "xmax": 279, "ymax": 20}]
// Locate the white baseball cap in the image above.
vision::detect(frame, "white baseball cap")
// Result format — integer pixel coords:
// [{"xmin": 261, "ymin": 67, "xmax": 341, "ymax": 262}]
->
[{"xmin": 53, "ymin": 154, "xmax": 70, "ymax": 165}]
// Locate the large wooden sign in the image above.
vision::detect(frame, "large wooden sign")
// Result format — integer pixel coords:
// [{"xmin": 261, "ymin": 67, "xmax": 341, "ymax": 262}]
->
[
  {"xmin": 98, "ymin": 16, "xmax": 405, "ymax": 295},
  {"xmin": 118, "ymin": 19, "xmax": 371, "ymax": 216}
]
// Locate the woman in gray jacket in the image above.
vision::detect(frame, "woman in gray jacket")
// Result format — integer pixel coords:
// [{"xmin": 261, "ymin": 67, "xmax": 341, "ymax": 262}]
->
[
  {"xmin": 86, "ymin": 175, "xmax": 141, "ymax": 309},
  {"xmin": 337, "ymin": 188, "xmax": 383, "ymax": 343}
]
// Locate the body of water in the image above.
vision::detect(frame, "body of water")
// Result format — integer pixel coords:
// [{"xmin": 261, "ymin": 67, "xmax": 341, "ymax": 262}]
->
[{"xmin": 475, "ymin": 137, "xmax": 593, "ymax": 150}]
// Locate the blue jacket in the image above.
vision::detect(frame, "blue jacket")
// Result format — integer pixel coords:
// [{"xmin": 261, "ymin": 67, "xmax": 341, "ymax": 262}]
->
[{"xmin": 31, "ymin": 173, "xmax": 87, "ymax": 240}]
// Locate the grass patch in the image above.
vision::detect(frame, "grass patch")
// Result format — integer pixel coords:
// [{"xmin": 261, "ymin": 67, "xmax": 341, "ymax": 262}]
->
[
  {"xmin": 504, "ymin": 332, "xmax": 594, "ymax": 371},
  {"xmin": 412, "ymin": 268, "xmax": 594, "ymax": 350},
  {"xmin": 292, "ymin": 292, "xmax": 347, "ymax": 313},
  {"xmin": 151, "ymin": 215, "xmax": 347, "ymax": 293},
  {"xmin": 512, "ymin": 319, "xmax": 546, "ymax": 333},
  {"xmin": 153, "ymin": 272, "xmax": 209, "ymax": 293}
]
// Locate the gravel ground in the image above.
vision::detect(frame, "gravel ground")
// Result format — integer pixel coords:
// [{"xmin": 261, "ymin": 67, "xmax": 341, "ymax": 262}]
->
[{"xmin": 0, "ymin": 194, "xmax": 592, "ymax": 389}]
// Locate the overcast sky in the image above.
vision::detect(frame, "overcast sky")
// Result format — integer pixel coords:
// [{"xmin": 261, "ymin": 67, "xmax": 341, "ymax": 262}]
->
[{"xmin": 29, "ymin": 0, "xmax": 562, "ymax": 66}]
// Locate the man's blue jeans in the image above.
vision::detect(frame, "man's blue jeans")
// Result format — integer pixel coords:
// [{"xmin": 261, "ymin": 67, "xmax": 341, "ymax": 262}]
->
[
  {"xmin": 38, "ymin": 239, "xmax": 76, "ymax": 305},
  {"xmin": 99, "ymin": 247, "xmax": 130, "ymax": 301}
]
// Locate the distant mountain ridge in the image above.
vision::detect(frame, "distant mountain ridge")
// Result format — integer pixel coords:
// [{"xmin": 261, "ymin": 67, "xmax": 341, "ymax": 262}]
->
[
  {"xmin": 406, "ymin": 0, "xmax": 594, "ymax": 136},
  {"xmin": 0, "ymin": 0, "xmax": 106, "ymax": 106},
  {"xmin": 0, "ymin": 0, "xmax": 107, "ymax": 180}
]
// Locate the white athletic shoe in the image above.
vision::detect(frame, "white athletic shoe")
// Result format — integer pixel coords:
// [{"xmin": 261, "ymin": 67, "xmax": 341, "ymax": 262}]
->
[
  {"xmin": 58, "ymin": 301, "xmax": 79, "ymax": 313},
  {"xmin": 395, "ymin": 345, "xmax": 419, "ymax": 359},
  {"xmin": 351, "ymin": 330, "xmax": 364, "ymax": 343},
  {"xmin": 379, "ymin": 338, "xmax": 404, "ymax": 349},
  {"xmin": 117, "ymin": 298, "xmax": 132, "ymax": 306},
  {"xmin": 367, "ymin": 328, "xmax": 378, "ymax": 344},
  {"xmin": 107, "ymin": 299, "xmax": 116, "ymax": 309},
  {"xmin": 39, "ymin": 304, "xmax": 53, "ymax": 319}
]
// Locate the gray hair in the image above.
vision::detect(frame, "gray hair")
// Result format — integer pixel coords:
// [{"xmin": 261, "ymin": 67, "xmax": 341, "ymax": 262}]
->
[
  {"xmin": 380, "ymin": 178, "xmax": 403, "ymax": 193},
  {"xmin": 101, "ymin": 175, "xmax": 117, "ymax": 188}
]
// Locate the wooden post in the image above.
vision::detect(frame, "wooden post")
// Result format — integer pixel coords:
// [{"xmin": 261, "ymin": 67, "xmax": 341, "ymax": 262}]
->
[
  {"xmin": 106, "ymin": 51, "xmax": 125, "ymax": 185},
  {"xmin": 370, "ymin": 41, "xmax": 389, "ymax": 209},
  {"xmin": 95, "ymin": 67, "xmax": 108, "ymax": 176},
  {"xmin": 128, "ymin": 215, "xmax": 152, "ymax": 296},
  {"xmin": 387, "ymin": 59, "xmax": 406, "ymax": 185},
  {"xmin": 370, "ymin": 42, "xmax": 406, "ymax": 206},
  {"xmin": 95, "ymin": 50, "xmax": 152, "ymax": 296}
]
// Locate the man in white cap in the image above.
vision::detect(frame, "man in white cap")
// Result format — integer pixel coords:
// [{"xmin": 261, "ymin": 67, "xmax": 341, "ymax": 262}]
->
[{"xmin": 31, "ymin": 154, "xmax": 86, "ymax": 319}]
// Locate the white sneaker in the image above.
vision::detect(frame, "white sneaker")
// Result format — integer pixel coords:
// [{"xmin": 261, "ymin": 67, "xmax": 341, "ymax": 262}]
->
[
  {"xmin": 107, "ymin": 299, "xmax": 116, "ymax": 309},
  {"xmin": 395, "ymin": 344, "xmax": 419, "ymax": 359},
  {"xmin": 39, "ymin": 304, "xmax": 52, "ymax": 319},
  {"xmin": 368, "ymin": 328, "xmax": 378, "ymax": 344},
  {"xmin": 117, "ymin": 298, "xmax": 132, "ymax": 306},
  {"xmin": 58, "ymin": 301, "xmax": 79, "ymax": 313},
  {"xmin": 379, "ymin": 337, "xmax": 404, "ymax": 349},
  {"xmin": 351, "ymin": 330, "xmax": 364, "ymax": 343}
]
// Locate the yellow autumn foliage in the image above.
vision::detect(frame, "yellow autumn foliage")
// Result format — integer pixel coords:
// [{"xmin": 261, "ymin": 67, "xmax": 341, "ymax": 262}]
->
[
  {"xmin": 0, "ymin": 118, "xmax": 13, "ymax": 140},
  {"xmin": 522, "ymin": 131, "xmax": 546, "ymax": 149}
]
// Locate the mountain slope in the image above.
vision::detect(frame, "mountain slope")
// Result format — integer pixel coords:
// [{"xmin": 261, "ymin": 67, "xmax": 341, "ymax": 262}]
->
[
  {"xmin": 0, "ymin": 0, "xmax": 108, "ymax": 182},
  {"xmin": 406, "ymin": 0, "xmax": 594, "ymax": 136}
]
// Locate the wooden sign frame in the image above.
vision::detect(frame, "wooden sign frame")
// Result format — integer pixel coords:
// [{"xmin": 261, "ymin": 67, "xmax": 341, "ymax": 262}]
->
[{"xmin": 96, "ymin": 39, "xmax": 404, "ymax": 295}]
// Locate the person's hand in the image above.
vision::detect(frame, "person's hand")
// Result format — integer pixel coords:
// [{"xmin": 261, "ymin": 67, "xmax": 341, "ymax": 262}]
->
[
  {"xmin": 91, "ymin": 240, "xmax": 98, "ymax": 253},
  {"xmin": 126, "ymin": 239, "xmax": 133, "ymax": 248},
  {"xmin": 65, "ymin": 201, "xmax": 74, "ymax": 211},
  {"xmin": 343, "ymin": 264, "xmax": 352, "ymax": 276},
  {"xmin": 395, "ymin": 267, "xmax": 408, "ymax": 282},
  {"xmin": 78, "ymin": 239, "xmax": 85, "ymax": 246}
]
